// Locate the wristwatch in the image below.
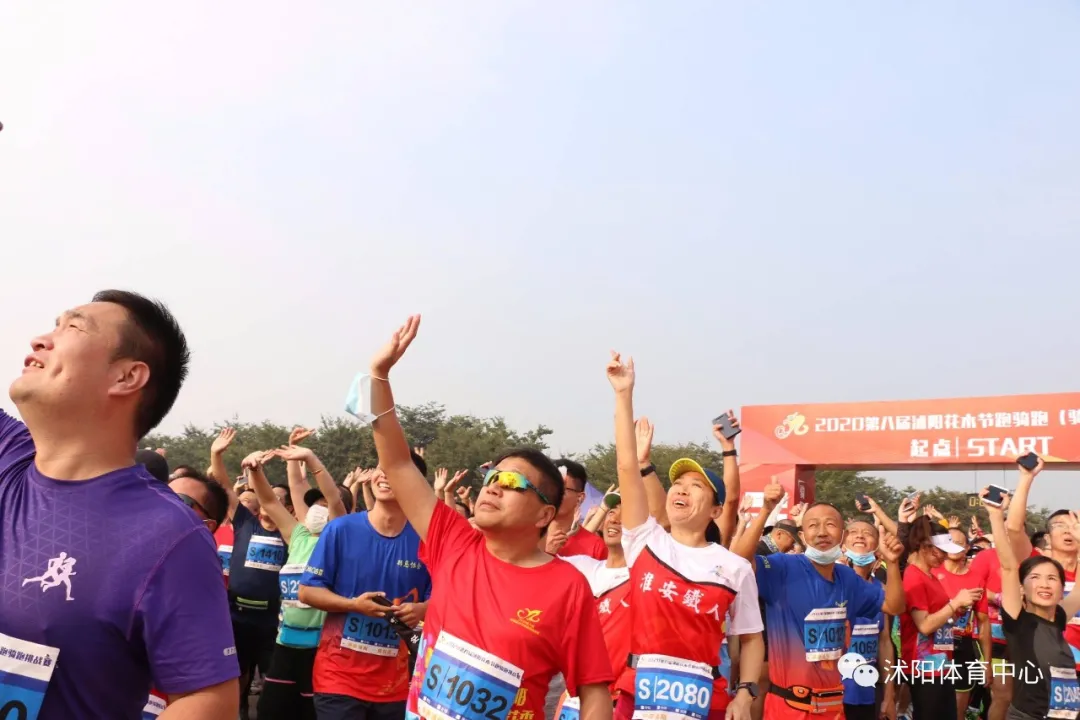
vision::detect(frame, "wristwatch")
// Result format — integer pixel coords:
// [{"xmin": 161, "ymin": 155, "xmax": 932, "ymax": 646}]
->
[
  {"xmin": 640, "ymin": 464, "xmax": 656, "ymax": 477},
  {"xmin": 721, "ymin": 450, "xmax": 738, "ymax": 457},
  {"xmin": 735, "ymin": 682, "xmax": 759, "ymax": 698}
]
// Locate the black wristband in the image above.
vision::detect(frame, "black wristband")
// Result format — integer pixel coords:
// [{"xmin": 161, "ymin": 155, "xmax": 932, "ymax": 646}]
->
[
  {"xmin": 640, "ymin": 464, "xmax": 656, "ymax": 477},
  {"xmin": 721, "ymin": 449, "xmax": 738, "ymax": 457}
]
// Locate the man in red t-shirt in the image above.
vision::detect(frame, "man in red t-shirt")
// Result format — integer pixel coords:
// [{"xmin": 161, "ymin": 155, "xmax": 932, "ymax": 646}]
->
[
  {"xmin": 365, "ymin": 315, "xmax": 615, "ymax": 720},
  {"xmin": 551, "ymin": 459, "xmax": 609, "ymax": 560}
]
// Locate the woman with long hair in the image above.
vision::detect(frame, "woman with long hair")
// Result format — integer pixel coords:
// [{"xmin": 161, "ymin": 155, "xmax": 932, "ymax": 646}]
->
[
  {"xmin": 983, "ymin": 488, "xmax": 1080, "ymax": 720},
  {"xmin": 900, "ymin": 515, "xmax": 981, "ymax": 719},
  {"xmin": 931, "ymin": 525, "xmax": 983, "ymax": 719}
]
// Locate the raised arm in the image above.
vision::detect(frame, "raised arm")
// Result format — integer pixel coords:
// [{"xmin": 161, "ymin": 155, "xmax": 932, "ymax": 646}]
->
[
  {"xmin": 864, "ymin": 496, "xmax": 898, "ymax": 537},
  {"xmin": 713, "ymin": 410, "xmax": 741, "ymax": 550},
  {"xmin": 1006, "ymin": 457, "xmax": 1042, "ymax": 561},
  {"xmin": 634, "ymin": 418, "xmax": 668, "ymax": 528},
  {"xmin": 208, "ymin": 428, "xmax": 239, "ymax": 517},
  {"xmin": 732, "ymin": 482, "xmax": 785, "ymax": 563},
  {"xmin": 606, "ymin": 353, "xmax": 644, "ymax": 529},
  {"xmin": 278, "ymin": 445, "xmax": 347, "ymax": 521},
  {"xmin": 282, "ymin": 427, "xmax": 316, "ymax": 521},
  {"xmin": 986, "ymin": 489, "xmax": 1021, "ymax": 621},
  {"xmin": 368, "ymin": 316, "xmax": 437, "ymax": 541},
  {"xmin": 243, "ymin": 450, "xmax": 297, "ymax": 543}
]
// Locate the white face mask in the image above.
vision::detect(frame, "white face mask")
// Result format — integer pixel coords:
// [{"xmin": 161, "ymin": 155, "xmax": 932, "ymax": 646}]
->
[
  {"xmin": 305, "ymin": 505, "xmax": 329, "ymax": 534},
  {"xmin": 344, "ymin": 373, "xmax": 376, "ymax": 425}
]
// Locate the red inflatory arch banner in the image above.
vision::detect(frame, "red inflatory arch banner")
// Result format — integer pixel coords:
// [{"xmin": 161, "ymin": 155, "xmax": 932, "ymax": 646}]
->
[{"xmin": 736, "ymin": 391, "xmax": 1080, "ymax": 513}]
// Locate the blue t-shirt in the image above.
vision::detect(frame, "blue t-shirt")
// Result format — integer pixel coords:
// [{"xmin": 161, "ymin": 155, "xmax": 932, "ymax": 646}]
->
[
  {"xmin": 0, "ymin": 410, "xmax": 239, "ymax": 719},
  {"xmin": 300, "ymin": 512, "xmax": 432, "ymax": 701},
  {"xmin": 228, "ymin": 502, "xmax": 286, "ymax": 625},
  {"xmin": 755, "ymin": 553, "xmax": 884, "ymax": 693},
  {"xmin": 843, "ymin": 579, "xmax": 884, "ymax": 706}
]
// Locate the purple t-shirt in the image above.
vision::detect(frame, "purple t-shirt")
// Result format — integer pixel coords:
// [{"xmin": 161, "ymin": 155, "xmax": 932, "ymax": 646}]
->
[{"xmin": 0, "ymin": 410, "xmax": 239, "ymax": 718}]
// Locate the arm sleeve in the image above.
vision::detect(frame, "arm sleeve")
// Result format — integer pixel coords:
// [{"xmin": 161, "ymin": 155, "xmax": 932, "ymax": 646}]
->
[
  {"xmin": 561, "ymin": 575, "xmax": 616, "ymax": 696},
  {"xmin": 418, "ymin": 501, "xmax": 482, "ymax": 573},
  {"xmin": 0, "ymin": 409, "xmax": 34, "ymax": 475},
  {"xmin": 137, "ymin": 528, "xmax": 241, "ymax": 694},
  {"xmin": 299, "ymin": 523, "xmax": 337, "ymax": 590},
  {"xmin": 621, "ymin": 517, "xmax": 664, "ymax": 568},
  {"xmin": 727, "ymin": 560, "xmax": 765, "ymax": 635},
  {"xmin": 753, "ymin": 553, "xmax": 790, "ymax": 605}
]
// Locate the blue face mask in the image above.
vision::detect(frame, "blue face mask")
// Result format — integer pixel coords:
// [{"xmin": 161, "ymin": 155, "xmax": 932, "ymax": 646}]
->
[
  {"xmin": 845, "ymin": 549, "xmax": 877, "ymax": 567},
  {"xmin": 804, "ymin": 544, "xmax": 844, "ymax": 566}
]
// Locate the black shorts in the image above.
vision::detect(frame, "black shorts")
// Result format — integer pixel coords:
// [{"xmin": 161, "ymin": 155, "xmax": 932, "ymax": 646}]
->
[
  {"xmin": 953, "ymin": 635, "xmax": 980, "ymax": 692},
  {"xmin": 257, "ymin": 645, "xmax": 317, "ymax": 720},
  {"xmin": 844, "ymin": 704, "xmax": 877, "ymax": 720},
  {"xmin": 232, "ymin": 618, "xmax": 277, "ymax": 677},
  {"xmin": 313, "ymin": 694, "xmax": 406, "ymax": 720}
]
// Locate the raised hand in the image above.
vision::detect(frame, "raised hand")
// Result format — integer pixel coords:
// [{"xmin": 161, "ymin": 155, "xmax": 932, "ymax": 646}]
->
[
  {"xmin": 948, "ymin": 515, "xmax": 962, "ymax": 529},
  {"xmin": 413, "ymin": 446, "xmax": 426, "ymax": 459},
  {"xmin": 545, "ymin": 526, "xmax": 569, "ymax": 555},
  {"xmin": 241, "ymin": 450, "xmax": 273, "ymax": 470},
  {"xmin": 878, "ymin": 531, "xmax": 904, "ymax": 562},
  {"xmin": 289, "ymin": 427, "xmax": 316, "ymax": 445},
  {"xmin": 211, "ymin": 428, "xmax": 236, "ymax": 456},
  {"xmin": 606, "ymin": 351, "xmax": 635, "ymax": 393},
  {"xmin": 898, "ymin": 496, "xmax": 919, "ymax": 524},
  {"xmin": 154, "ymin": 448, "xmax": 166, "ymax": 457},
  {"xmin": 712, "ymin": 409, "xmax": 740, "ymax": 451},
  {"xmin": 923, "ymin": 504, "xmax": 944, "ymax": 520},
  {"xmin": 979, "ymin": 487, "xmax": 1010, "ymax": 515},
  {"xmin": 371, "ymin": 315, "xmax": 421, "ymax": 377},
  {"xmin": 433, "ymin": 468, "xmax": 449, "ymax": 494},
  {"xmin": 762, "ymin": 483, "xmax": 786, "ymax": 511},
  {"xmin": 343, "ymin": 469, "xmax": 357, "ymax": 489},
  {"xmin": 635, "ymin": 417, "xmax": 655, "ymax": 464},
  {"xmin": 358, "ymin": 469, "xmax": 375, "ymax": 485},
  {"xmin": 445, "ymin": 470, "xmax": 468, "ymax": 495},
  {"xmin": 789, "ymin": 502, "xmax": 808, "ymax": 525},
  {"xmin": 275, "ymin": 445, "xmax": 315, "ymax": 463},
  {"xmin": 1019, "ymin": 455, "xmax": 1045, "ymax": 480},
  {"xmin": 738, "ymin": 493, "xmax": 754, "ymax": 515}
]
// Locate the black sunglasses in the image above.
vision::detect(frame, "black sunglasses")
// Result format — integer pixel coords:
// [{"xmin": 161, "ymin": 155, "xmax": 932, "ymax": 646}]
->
[{"xmin": 177, "ymin": 493, "xmax": 211, "ymax": 520}]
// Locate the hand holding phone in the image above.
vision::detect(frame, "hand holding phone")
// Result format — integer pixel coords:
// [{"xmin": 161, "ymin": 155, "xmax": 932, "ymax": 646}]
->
[
  {"xmin": 713, "ymin": 413, "xmax": 741, "ymax": 441},
  {"xmin": 855, "ymin": 493, "xmax": 871, "ymax": 512},
  {"xmin": 982, "ymin": 485, "xmax": 1008, "ymax": 508},
  {"xmin": 1017, "ymin": 453, "xmax": 1040, "ymax": 472}
]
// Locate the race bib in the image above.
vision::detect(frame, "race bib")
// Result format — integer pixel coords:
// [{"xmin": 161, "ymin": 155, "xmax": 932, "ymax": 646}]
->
[
  {"xmin": 142, "ymin": 694, "xmax": 167, "ymax": 719},
  {"xmin": 803, "ymin": 607, "xmax": 847, "ymax": 662},
  {"xmin": 989, "ymin": 602, "xmax": 1005, "ymax": 642},
  {"xmin": 218, "ymin": 544, "xmax": 232, "ymax": 576},
  {"xmin": 1049, "ymin": 666, "xmax": 1080, "ymax": 719},
  {"xmin": 342, "ymin": 613, "xmax": 400, "ymax": 657},
  {"xmin": 0, "ymin": 633, "xmax": 59, "ymax": 720},
  {"xmin": 279, "ymin": 564, "xmax": 310, "ymax": 609},
  {"xmin": 932, "ymin": 625, "xmax": 954, "ymax": 652},
  {"xmin": 245, "ymin": 535, "xmax": 285, "ymax": 571},
  {"xmin": 418, "ymin": 632, "xmax": 523, "ymax": 720},
  {"xmin": 848, "ymin": 622, "xmax": 879, "ymax": 661},
  {"xmin": 558, "ymin": 694, "xmax": 580, "ymax": 720},
  {"xmin": 633, "ymin": 654, "xmax": 714, "ymax": 720}
]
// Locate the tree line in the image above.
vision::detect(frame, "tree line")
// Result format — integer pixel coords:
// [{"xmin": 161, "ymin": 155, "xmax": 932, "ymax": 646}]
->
[{"xmin": 146, "ymin": 402, "xmax": 1052, "ymax": 534}]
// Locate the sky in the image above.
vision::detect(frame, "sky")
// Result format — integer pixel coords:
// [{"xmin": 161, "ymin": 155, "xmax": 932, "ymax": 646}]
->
[{"xmin": 1, "ymin": 2, "xmax": 1078, "ymax": 506}]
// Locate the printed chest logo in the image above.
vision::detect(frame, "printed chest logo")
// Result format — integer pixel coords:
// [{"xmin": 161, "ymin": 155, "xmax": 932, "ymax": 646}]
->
[
  {"xmin": 22, "ymin": 552, "xmax": 78, "ymax": 601},
  {"xmin": 511, "ymin": 609, "xmax": 542, "ymax": 635}
]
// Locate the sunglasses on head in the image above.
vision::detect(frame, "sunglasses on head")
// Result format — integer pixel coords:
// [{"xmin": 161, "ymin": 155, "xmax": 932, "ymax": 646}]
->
[
  {"xmin": 483, "ymin": 469, "xmax": 554, "ymax": 506},
  {"xmin": 177, "ymin": 493, "xmax": 211, "ymax": 520}
]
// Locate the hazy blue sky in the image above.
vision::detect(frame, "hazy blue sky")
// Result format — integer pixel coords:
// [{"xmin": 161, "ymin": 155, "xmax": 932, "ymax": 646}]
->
[{"xmin": 1, "ymin": 2, "xmax": 1077, "ymax": 506}]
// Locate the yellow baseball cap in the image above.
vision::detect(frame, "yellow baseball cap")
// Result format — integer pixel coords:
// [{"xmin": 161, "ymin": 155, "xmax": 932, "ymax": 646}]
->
[{"xmin": 669, "ymin": 458, "xmax": 717, "ymax": 493}]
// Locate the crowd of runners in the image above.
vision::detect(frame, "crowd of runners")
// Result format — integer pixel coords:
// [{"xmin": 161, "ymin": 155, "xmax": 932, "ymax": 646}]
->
[{"xmin": 2, "ymin": 293, "xmax": 1080, "ymax": 720}]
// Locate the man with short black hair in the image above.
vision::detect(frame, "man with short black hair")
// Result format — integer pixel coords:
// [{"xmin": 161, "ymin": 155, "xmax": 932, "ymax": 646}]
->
[
  {"xmin": 169, "ymin": 468, "xmax": 230, "ymax": 533},
  {"xmin": 363, "ymin": 315, "xmax": 615, "ymax": 720},
  {"xmin": 550, "ymin": 458, "xmax": 609, "ymax": 560},
  {"xmin": 0, "ymin": 290, "xmax": 239, "ymax": 718}
]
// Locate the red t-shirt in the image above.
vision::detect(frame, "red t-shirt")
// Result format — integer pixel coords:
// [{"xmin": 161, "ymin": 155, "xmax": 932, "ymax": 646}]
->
[
  {"xmin": 558, "ymin": 529, "xmax": 609, "ymax": 561},
  {"xmin": 931, "ymin": 565, "xmax": 981, "ymax": 638},
  {"xmin": 901, "ymin": 565, "xmax": 954, "ymax": 676},
  {"xmin": 409, "ymin": 502, "xmax": 613, "ymax": 720}
]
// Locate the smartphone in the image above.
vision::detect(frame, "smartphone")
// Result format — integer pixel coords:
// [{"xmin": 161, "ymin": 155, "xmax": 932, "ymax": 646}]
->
[
  {"xmin": 983, "ymin": 484, "xmax": 1008, "ymax": 507},
  {"xmin": 855, "ymin": 493, "xmax": 870, "ymax": 512},
  {"xmin": 713, "ymin": 413, "xmax": 742, "ymax": 441},
  {"xmin": 1018, "ymin": 453, "xmax": 1040, "ymax": 472}
]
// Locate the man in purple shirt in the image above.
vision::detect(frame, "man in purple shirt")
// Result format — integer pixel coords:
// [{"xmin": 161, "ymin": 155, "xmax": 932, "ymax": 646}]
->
[{"xmin": 0, "ymin": 290, "xmax": 239, "ymax": 719}]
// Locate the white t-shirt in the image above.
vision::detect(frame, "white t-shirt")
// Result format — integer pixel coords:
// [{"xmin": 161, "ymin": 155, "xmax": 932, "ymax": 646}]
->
[
  {"xmin": 561, "ymin": 555, "xmax": 631, "ymax": 597},
  {"xmin": 623, "ymin": 516, "xmax": 763, "ymax": 636}
]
